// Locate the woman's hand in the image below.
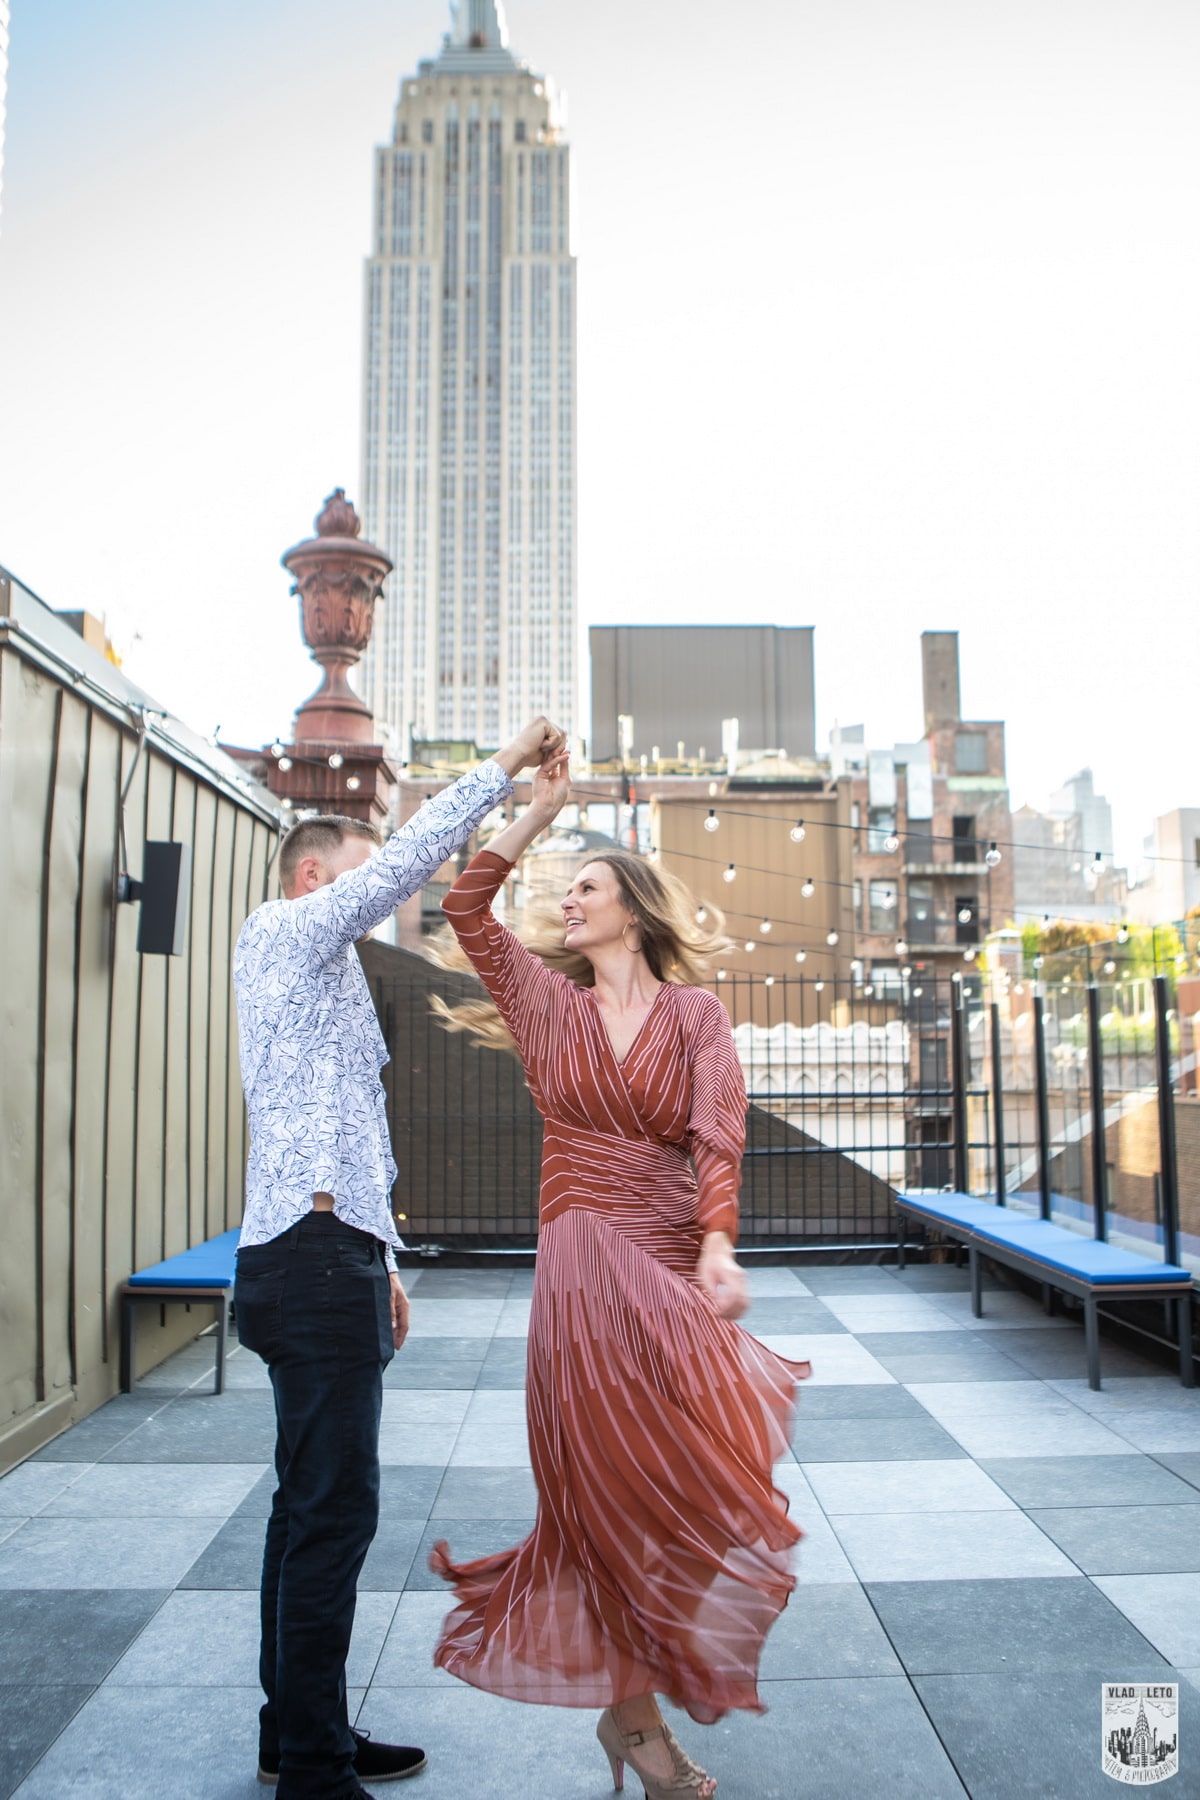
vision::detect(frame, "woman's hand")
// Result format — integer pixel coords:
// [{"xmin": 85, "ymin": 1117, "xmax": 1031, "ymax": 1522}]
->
[
  {"xmin": 530, "ymin": 750, "xmax": 571, "ymax": 822},
  {"xmin": 696, "ymin": 1231, "xmax": 748, "ymax": 1320}
]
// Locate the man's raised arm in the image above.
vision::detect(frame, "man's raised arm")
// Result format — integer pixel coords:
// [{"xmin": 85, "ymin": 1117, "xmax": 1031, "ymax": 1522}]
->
[{"xmin": 287, "ymin": 718, "xmax": 565, "ymax": 964}]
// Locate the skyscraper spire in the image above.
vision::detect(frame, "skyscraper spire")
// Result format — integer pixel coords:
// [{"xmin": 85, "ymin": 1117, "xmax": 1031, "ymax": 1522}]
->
[{"xmin": 449, "ymin": 0, "xmax": 509, "ymax": 50}]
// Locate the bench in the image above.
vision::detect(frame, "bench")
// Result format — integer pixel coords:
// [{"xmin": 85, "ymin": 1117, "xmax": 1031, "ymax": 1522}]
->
[
  {"xmin": 895, "ymin": 1192, "xmax": 1195, "ymax": 1391},
  {"xmin": 120, "ymin": 1229, "xmax": 241, "ymax": 1395}
]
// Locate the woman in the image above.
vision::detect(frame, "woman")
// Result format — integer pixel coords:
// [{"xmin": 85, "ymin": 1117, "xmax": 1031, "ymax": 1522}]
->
[{"xmin": 431, "ymin": 752, "xmax": 809, "ymax": 1800}]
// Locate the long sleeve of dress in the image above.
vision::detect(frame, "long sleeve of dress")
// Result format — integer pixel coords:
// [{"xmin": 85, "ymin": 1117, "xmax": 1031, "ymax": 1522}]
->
[
  {"xmin": 685, "ymin": 990, "xmax": 747, "ymax": 1242},
  {"xmin": 442, "ymin": 850, "xmax": 557, "ymax": 1054}
]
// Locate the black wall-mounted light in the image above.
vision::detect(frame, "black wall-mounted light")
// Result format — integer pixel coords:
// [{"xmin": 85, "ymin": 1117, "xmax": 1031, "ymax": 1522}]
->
[{"xmin": 117, "ymin": 841, "xmax": 193, "ymax": 955}]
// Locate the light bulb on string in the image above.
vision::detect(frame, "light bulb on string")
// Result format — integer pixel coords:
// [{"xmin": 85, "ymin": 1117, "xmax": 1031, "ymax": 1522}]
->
[
  {"xmin": 964, "ymin": 948, "xmax": 976, "ymax": 962},
  {"xmin": 764, "ymin": 976, "xmax": 775, "ymax": 988},
  {"xmin": 826, "ymin": 930, "xmax": 839, "ymax": 946},
  {"xmin": 801, "ymin": 877, "xmax": 815, "ymax": 899},
  {"xmin": 280, "ymin": 797, "xmax": 293, "ymax": 812},
  {"xmin": 722, "ymin": 863, "xmax": 737, "ymax": 884},
  {"xmin": 1033, "ymin": 955, "xmax": 1044, "ymax": 971},
  {"xmin": 895, "ymin": 939, "xmax": 908, "ymax": 956},
  {"xmin": 277, "ymin": 756, "xmax": 293, "ymax": 772},
  {"xmin": 901, "ymin": 965, "xmax": 912, "ymax": 977},
  {"xmin": 1103, "ymin": 960, "xmax": 1116, "ymax": 974},
  {"xmin": 346, "ymin": 775, "xmax": 361, "ymax": 791},
  {"xmin": 716, "ymin": 969, "xmax": 727, "ymax": 982},
  {"xmin": 864, "ymin": 984, "xmax": 874, "ymax": 997},
  {"xmin": 759, "ymin": 918, "xmax": 772, "ymax": 935},
  {"xmin": 703, "ymin": 809, "xmax": 719, "ymax": 833},
  {"xmin": 270, "ymin": 740, "xmax": 285, "ymax": 759},
  {"xmin": 794, "ymin": 950, "xmax": 807, "ymax": 964},
  {"xmin": 883, "ymin": 834, "xmax": 900, "ymax": 854},
  {"xmin": 985, "ymin": 842, "xmax": 1002, "ymax": 867},
  {"xmin": 1117, "ymin": 924, "xmax": 1130, "ymax": 944},
  {"xmin": 789, "ymin": 819, "xmax": 806, "ymax": 843},
  {"xmin": 958, "ymin": 907, "xmax": 973, "ymax": 925},
  {"xmin": 814, "ymin": 980, "xmax": 825, "ymax": 993},
  {"xmin": 328, "ymin": 752, "xmax": 344, "ymax": 770},
  {"xmin": 696, "ymin": 907, "xmax": 708, "ymax": 924},
  {"xmin": 912, "ymin": 985, "xmax": 924, "ymax": 997},
  {"xmin": 744, "ymin": 940, "xmax": 755, "ymax": 953},
  {"xmin": 881, "ymin": 890, "xmax": 896, "ymax": 910}
]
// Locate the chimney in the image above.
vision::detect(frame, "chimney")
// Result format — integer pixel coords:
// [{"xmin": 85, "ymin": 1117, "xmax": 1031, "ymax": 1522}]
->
[{"xmin": 921, "ymin": 631, "xmax": 961, "ymax": 733}]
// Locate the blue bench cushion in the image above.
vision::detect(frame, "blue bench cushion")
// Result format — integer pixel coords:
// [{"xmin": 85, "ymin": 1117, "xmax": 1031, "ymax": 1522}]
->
[
  {"xmin": 897, "ymin": 1193, "xmax": 1012, "ymax": 1230},
  {"xmin": 972, "ymin": 1217, "xmax": 1190, "ymax": 1286},
  {"xmin": 126, "ymin": 1229, "xmax": 242, "ymax": 1290}
]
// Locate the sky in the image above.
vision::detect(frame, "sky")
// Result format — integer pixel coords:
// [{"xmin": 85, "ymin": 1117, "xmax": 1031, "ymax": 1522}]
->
[{"xmin": 0, "ymin": 0, "xmax": 1197, "ymax": 869}]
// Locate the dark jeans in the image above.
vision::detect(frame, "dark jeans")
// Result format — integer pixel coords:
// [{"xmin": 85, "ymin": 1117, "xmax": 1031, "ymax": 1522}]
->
[{"xmin": 234, "ymin": 1212, "xmax": 395, "ymax": 1800}]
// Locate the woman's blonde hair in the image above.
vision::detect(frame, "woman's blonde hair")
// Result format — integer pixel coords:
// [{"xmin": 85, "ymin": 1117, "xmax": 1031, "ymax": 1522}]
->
[{"xmin": 428, "ymin": 849, "xmax": 731, "ymax": 1054}]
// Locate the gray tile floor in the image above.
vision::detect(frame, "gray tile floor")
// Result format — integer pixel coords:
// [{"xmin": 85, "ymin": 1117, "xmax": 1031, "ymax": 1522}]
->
[{"xmin": 2, "ymin": 1262, "xmax": 1199, "ymax": 1799}]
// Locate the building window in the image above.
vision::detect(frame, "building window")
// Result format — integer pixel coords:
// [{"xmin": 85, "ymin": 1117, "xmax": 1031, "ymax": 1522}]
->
[
  {"xmin": 952, "ymin": 815, "xmax": 977, "ymax": 861},
  {"xmin": 908, "ymin": 879, "xmax": 935, "ymax": 943},
  {"xmin": 515, "ymin": 120, "xmax": 527, "ymax": 142},
  {"xmin": 422, "ymin": 119, "xmax": 434, "ymax": 144},
  {"xmin": 869, "ymin": 880, "xmax": 897, "ymax": 933},
  {"xmin": 1195, "ymin": 837, "xmax": 1200, "ymax": 869},
  {"xmin": 955, "ymin": 731, "xmax": 988, "ymax": 775},
  {"xmin": 867, "ymin": 807, "xmax": 895, "ymax": 853},
  {"xmin": 955, "ymin": 895, "xmax": 979, "ymax": 944}
]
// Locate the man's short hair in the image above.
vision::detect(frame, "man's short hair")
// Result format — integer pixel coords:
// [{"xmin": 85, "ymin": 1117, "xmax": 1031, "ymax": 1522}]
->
[{"xmin": 278, "ymin": 814, "xmax": 382, "ymax": 892}]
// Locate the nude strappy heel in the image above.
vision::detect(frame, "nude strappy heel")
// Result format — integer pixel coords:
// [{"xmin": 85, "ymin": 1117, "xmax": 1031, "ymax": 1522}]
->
[{"xmin": 597, "ymin": 1709, "xmax": 717, "ymax": 1798}]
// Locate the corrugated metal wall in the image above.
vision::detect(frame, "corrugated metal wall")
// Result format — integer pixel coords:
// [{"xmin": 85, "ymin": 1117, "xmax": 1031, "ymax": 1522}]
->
[{"xmin": 0, "ymin": 636, "xmax": 278, "ymax": 1469}]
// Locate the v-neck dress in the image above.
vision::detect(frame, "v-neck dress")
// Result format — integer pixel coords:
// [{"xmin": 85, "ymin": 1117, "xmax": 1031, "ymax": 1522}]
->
[{"xmin": 430, "ymin": 851, "xmax": 809, "ymax": 1721}]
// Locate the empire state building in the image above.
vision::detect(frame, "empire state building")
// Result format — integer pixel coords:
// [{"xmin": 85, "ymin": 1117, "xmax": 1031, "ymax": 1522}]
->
[{"xmin": 359, "ymin": 0, "xmax": 577, "ymax": 758}]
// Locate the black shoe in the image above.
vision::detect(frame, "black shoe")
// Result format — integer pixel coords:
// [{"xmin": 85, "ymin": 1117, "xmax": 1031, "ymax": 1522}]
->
[{"xmin": 257, "ymin": 1730, "xmax": 428, "ymax": 1787}]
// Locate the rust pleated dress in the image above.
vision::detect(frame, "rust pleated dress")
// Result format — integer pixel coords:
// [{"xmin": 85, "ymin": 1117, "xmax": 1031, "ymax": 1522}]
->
[{"xmin": 431, "ymin": 852, "xmax": 810, "ymax": 1722}]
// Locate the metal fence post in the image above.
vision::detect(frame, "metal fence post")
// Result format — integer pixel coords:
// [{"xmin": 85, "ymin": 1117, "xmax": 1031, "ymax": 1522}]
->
[
  {"xmin": 1087, "ymin": 984, "xmax": 1108, "ymax": 1241},
  {"xmin": 990, "ymin": 1000, "xmax": 1006, "ymax": 1205},
  {"xmin": 1033, "ymin": 994, "xmax": 1052, "ymax": 1221},
  {"xmin": 1153, "ymin": 975, "xmax": 1182, "ymax": 1268},
  {"xmin": 951, "ymin": 982, "xmax": 969, "ymax": 1194}
]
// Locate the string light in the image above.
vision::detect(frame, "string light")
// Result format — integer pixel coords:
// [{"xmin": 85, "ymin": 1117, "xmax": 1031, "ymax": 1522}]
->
[
  {"xmin": 814, "ymin": 980, "xmax": 825, "ymax": 993},
  {"xmin": 759, "ymin": 918, "xmax": 772, "ymax": 934},
  {"xmin": 277, "ymin": 756, "xmax": 293, "ymax": 772},
  {"xmin": 883, "ymin": 833, "xmax": 900, "ymax": 854},
  {"xmin": 328, "ymin": 752, "xmax": 344, "ymax": 769},
  {"xmin": 964, "ymin": 948, "xmax": 976, "ymax": 962},
  {"xmin": 346, "ymin": 774, "xmax": 361, "ymax": 791},
  {"xmin": 722, "ymin": 863, "xmax": 737, "ymax": 884},
  {"xmin": 744, "ymin": 940, "xmax": 756, "ymax": 953},
  {"xmin": 958, "ymin": 907, "xmax": 973, "ymax": 924},
  {"xmin": 801, "ymin": 877, "xmax": 815, "ymax": 899},
  {"xmin": 789, "ymin": 820, "xmax": 806, "ymax": 843},
  {"xmin": 881, "ymin": 890, "xmax": 896, "ymax": 910},
  {"xmin": 696, "ymin": 907, "xmax": 708, "ymax": 924},
  {"xmin": 716, "ymin": 968, "xmax": 727, "ymax": 981},
  {"xmin": 985, "ymin": 842, "xmax": 1002, "ymax": 867},
  {"xmin": 895, "ymin": 938, "xmax": 909, "ymax": 956},
  {"xmin": 1033, "ymin": 954, "xmax": 1045, "ymax": 970},
  {"xmin": 270, "ymin": 740, "xmax": 285, "ymax": 759},
  {"xmin": 280, "ymin": 797, "xmax": 293, "ymax": 811},
  {"xmin": 703, "ymin": 809, "xmax": 719, "ymax": 833},
  {"xmin": 794, "ymin": 950, "xmax": 807, "ymax": 964},
  {"xmin": 1117, "ymin": 924, "xmax": 1130, "ymax": 944},
  {"xmin": 764, "ymin": 975, "xmax": 775, "ymax": 988},
  {"xmin": 1103, "ymin": 960, "xmax": 1116, "ymax": 974},
  {"xmin": 826, "ymin": 930, "xmax": 839, "ymax": 946},
  {"xmin": 864, "ymin": 983, "xmax": 874, "ymax": 996}
]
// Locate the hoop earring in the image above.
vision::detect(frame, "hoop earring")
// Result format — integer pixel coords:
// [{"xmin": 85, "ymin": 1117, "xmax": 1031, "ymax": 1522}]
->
[{"xmin": 621, "ymin": 921, "xmax": 642, "ymax": 954}]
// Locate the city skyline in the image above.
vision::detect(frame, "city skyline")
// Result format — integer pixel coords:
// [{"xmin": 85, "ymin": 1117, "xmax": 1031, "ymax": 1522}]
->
[
  {"xmin": 0, "ymin": 1, "xmax": 1196, "ymax": 869},
  {"xmin": 359, "ymin": 0, "xmax": 577, "ymax": 755}
]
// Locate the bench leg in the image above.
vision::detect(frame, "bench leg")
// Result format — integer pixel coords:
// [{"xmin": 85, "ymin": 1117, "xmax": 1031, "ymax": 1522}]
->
[
  {"xmin": 1179, "ymin": 1296, "xmax": 1195, "ymax": 1389},
  {"xmin": 897, "ymin": 1214, "xmax": 906, "ymax": 1272},
  {"xmin": 1084, "ymin": 1296, "xmax": 1102, "ymax": 1391},
  {"xmin": 215, "ymin": 1297, "xmax": 230, "ymax": 1396},
  {"xmin": 120, "ymin": 1295, "xmax": 136, "ymax": 1394},
  {"xmin": 970, "ymin": 1246, "xmax": 983, "ymax": 1319},
  {"xmin": 1043, "ymin": 1284, "xmax": 1057, "ymax": 1316}
]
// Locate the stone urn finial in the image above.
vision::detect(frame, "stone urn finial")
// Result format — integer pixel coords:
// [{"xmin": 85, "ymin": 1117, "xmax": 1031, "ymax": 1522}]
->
[
  {"xmin": 282, "ymin": 490, "xmax": 393, "ymax": 744},
  {"xmin": 315, "ymin": 488, "xmax": 362, "ymax": 539}
]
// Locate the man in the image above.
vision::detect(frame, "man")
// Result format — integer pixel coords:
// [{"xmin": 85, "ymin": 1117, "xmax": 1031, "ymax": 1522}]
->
[{"xmin": 233, "ymin": 721, "xmax": 563, "ymax": 1799}]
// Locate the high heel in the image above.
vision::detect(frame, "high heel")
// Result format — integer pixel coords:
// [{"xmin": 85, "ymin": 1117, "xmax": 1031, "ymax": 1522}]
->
[{"xmin": 596, "ymin": 1709, "xmax": 716, "ymax": 1799}]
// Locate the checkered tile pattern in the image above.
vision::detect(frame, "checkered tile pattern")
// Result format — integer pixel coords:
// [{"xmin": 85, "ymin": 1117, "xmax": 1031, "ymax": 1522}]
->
[{"xmin": 2, "ymin": 1262, "xmax": 1198, "ymax": 1799}]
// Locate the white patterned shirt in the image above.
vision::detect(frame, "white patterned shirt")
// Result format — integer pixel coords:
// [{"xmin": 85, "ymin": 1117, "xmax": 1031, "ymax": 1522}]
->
[{"xmin": 234, "ymin": 760, "xmax": 514, "ymax": 1268}]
